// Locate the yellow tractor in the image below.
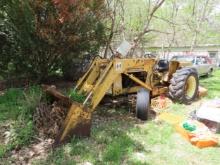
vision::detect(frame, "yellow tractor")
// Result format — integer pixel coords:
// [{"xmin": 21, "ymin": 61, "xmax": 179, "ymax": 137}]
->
[{"xmin": 51, "ymin": 55, "xmax": 199, "ymax": 146}]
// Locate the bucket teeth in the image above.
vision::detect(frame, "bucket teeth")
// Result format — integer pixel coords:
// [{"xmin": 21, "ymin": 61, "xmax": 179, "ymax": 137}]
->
[{"xmin": 53, "ymin": 103, "xmax": 92, "ymax": 147}]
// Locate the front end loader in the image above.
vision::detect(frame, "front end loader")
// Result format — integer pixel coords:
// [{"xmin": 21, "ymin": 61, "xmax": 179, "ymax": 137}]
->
[{"xmin": 52, "ymin": 56, "xmax": 199, "ymax": 146}]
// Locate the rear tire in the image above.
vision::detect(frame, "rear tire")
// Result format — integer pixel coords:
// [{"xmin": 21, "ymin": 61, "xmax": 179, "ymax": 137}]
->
[
  {"xmin": 136, "ymin": 88, "xmax": 150, "ymax": 120},
  {"xmin": 169, "ymin": 68, "xmax": 199, "ymax": 104}
]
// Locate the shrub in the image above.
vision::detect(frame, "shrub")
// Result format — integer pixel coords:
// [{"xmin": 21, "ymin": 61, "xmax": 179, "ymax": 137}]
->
[{"xmin": 0, "ymin": 0, "xmax": 106, "ymax": 81}]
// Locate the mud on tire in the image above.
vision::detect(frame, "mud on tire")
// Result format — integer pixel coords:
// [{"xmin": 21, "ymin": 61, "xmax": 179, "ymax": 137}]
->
[{"xmin": 169, "ymin": 68, "xmax": 199, "ymax": 104}]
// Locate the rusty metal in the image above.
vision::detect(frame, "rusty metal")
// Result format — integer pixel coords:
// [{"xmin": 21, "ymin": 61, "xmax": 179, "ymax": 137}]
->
[{"xmin": 53, "ymin": 103, "xmax": 92, "ymax": 147}]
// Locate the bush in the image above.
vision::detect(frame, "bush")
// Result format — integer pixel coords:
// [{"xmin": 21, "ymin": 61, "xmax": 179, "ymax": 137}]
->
[{"xmin": 0, "ymin": 0, "xmax": 106, "ymax": 81}]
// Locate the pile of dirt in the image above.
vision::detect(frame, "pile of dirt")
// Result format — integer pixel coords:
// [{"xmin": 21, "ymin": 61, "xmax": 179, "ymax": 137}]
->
[
  {"xmin": 33, "ymin": 85, "xmax": 72, "ymax": 139},
  {"xmin": 33, "ymin": 101, "xmax": 68, "ymax": 139}
]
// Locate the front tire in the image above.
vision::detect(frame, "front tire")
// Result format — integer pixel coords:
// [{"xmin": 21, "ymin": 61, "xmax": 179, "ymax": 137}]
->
[
  {"xmin": 136, "ymin": 88, "xmax": 150, "ymax": 120},
  {"xmin": 169, "ymin": 68, "xmax": 199, "ymax": 104}
]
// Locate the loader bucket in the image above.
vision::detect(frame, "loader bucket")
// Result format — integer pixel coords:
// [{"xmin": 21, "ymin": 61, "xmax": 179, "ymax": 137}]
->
[{"xmin": 53, "ymin": 102, "xmax": 92, "ymax": 147}]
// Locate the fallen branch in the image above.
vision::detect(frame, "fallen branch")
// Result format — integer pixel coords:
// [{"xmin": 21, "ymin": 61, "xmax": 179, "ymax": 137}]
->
[{"xmin": 42, "ymin": 85, "xmax": 72, "ymax": 107}]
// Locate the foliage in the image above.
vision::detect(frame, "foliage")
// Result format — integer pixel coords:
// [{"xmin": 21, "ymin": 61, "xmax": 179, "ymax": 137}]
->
[
  {"xmin": 1, "ymin": 0, "xmax": 218, "ymax": 80},
  {"xmin": 105, "ymin": 0, "xmax": 220, "ymax": 50},
  {"xmin": 0, "ymin": 0, "xmax": 106, "ymax": 80}
]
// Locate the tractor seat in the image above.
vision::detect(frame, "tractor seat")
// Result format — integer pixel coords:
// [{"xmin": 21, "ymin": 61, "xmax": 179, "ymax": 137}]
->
[{"xmin": 157, "ymin": 60, "xmax": 169, "ymax": 72}]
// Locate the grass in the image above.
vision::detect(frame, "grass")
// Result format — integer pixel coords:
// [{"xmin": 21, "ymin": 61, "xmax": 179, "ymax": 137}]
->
[
  {"xmin": 69, "ymin": 89, "xmax": 86, "ymax": 103},
  {"xmin": 0, "ymin": 88, "xmax": 23, "ymax": 121},
  {"xmin": 1, "ymin": 69, "xmax": 220, "ymax": 164},
  {"xmin": 34, "ymin": 119, "xmax": 139, "ymax": 165},
  {"xmin": 0, "ymin": 86, "xmax": 42, "ymax": 158},
  {"xmin": 200, "ymin": 70, "xmax": 220, "ymax": 98}
]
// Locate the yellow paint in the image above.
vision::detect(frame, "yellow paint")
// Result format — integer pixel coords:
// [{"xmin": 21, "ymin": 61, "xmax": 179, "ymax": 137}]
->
[
  {"xmin": 124, "ymin": 73, "xmax": 152, "ymax": 91},
  {"xmin": 185, "ymin": 75, "xmax": 197, "ymax": 98},
  {"xmin": 59, "ymin": 103, "xmax": 91, "ymax": 142},
  {"xmin": 112, "ymin": 75, "xmax": 122, "ymax": 96}
]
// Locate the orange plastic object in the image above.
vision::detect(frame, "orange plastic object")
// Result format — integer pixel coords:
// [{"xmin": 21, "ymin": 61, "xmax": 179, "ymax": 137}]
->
[
  {"xmin": 191, "ymin": 137, "xmax": 218, "ymax": 148},
  {"xmin": 175, "ymin": 120, "xmax": 218, "ymax": 148}
]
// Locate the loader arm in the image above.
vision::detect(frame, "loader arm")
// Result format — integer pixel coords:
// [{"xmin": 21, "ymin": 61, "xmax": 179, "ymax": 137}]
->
[
  {"xmin": 75, "ymin": 57, "xmax": 110, "ymax": 94},
  {"xmin": 55, "ymin": 60, "xmax": 118, "ymax": 145},
  {"xmin": 83, "ymin": 58, "xmax": 155, "ymax": 111}
]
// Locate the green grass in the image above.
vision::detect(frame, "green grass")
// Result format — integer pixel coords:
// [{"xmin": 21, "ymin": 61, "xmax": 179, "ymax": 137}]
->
[
  {"xmin": 0, "ymin": 86, "xmax": 42, "ymax": 158},
  {"xmin": 69, "ymin": 89, "xmax": 86, "ymax": 103},
  {"xmin": 35, "ymin": 119, "xmax": 138, "ymax": 165},
  {"xmin": 200, "ymin": 69, "xmax": 220, "ymax": 98},
  {"xmin": 0, "ymin": 88, "xmax": 23, "ymax": 121},
  {"xmin": 37, "ymin": 114, "xmax": 220, "ymax": 165}
]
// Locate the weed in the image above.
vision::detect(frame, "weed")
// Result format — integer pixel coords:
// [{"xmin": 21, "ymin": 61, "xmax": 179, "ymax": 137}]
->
[
  {"xmin": 20, "ymin": 86, "xmax": 42, "ymax": 120},
  {"xmin": 69, "ymin": 89, "xmax": 85, "ymax": 103},
  {"xmin": 12, "ymin": 120, "xmax": 35, "ymax": 146}
]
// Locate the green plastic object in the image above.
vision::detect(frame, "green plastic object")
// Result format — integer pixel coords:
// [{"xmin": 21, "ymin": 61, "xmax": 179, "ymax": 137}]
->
[{"xmin": 183, "ymin": 122, "xmax": 196, "ymax": 132}]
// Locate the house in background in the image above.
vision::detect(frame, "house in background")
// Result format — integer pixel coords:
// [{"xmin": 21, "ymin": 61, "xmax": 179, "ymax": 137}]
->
[{"xmin": 147, "ymin": 44, "xmax": 220, "ymax": 66}]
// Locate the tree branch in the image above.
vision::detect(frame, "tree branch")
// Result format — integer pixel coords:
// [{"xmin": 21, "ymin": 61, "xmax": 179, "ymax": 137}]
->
[{"xmin": 134, "ymin": 0, "xmax": 166, "ymax": 44}]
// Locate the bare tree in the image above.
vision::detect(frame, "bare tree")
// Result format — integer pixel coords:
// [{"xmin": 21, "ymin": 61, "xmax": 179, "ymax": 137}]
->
[
  {"xmin": 189, "ymin": 0, "xmax": 210, "ymax": 51},
  {"xmin": 134, "ymin": 0, "xmax": 166, "ymax": 43},
  {"xmin": 130, "ymin": 0, "xmax": 166, "ymax": 56},
  {"xmin": 150, "ymin": 0, "xmax": 180, "ymax": 57},
  {"xmin": 103, "ymin": 0, "xmax": 124, "ymax": 58}
]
